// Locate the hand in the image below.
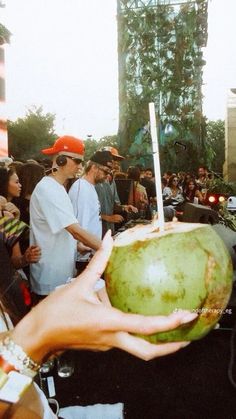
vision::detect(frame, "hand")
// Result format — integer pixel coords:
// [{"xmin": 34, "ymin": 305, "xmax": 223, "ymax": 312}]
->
[
  {"xmin": 4, "ymin": 202, "xmax": 21, "ymax": 219},
  {"xmin": 123, "ymin": 205, "xmax": 138, "ymax": 213},
  {"xmin": 112, "ymin": 214, "xmax": 124, "ymax": 223},
  {"xmin": 12, "ymin": 232, "xmax": 197, "ymax": 364},
  {"xmin": 0, "ymin": 196, "xmax": 15, "ymax": 219},
  {"xmin": 24, "ymin": 245, "xmax": 41, "ymax": 264},
  {"xmin": 102, "ymin": 214, "xmax": 124, "ymax": 223},
  {"xmin": 77, "ymin": 242, "xmax": 92, "ymax": 255}
]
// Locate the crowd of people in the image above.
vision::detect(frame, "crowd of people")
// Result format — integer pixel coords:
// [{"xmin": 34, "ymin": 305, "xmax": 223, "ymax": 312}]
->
[{"xmin": 0, "ymin": 135, "xmax": 201, "ymax": 417}]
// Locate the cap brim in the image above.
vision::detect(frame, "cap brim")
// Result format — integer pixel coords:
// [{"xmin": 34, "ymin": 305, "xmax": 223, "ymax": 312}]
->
[
  {"xmin": 112, "ymin": 154, "xmax": 125, "ymax": 161},
  {"xmin": 41, "ymin": 147, "xmax": 55, "ymax": 155}
]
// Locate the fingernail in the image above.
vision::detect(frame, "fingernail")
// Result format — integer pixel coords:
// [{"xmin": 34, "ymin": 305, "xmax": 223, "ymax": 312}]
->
[
  {"xmin": 181, "ymin": 342, "xmax": 190, "ymax": 348},
  {"xmin": 181, "ymin": 312, "xmax": 198, "ymax": 324}
]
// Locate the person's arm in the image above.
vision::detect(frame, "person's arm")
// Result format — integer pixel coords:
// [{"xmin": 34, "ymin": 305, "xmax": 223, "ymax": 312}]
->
[
  {"xmin": 66, "ymin": 223, "xmax": 102, "ymax": 251},
  {"xmin": 0, "ymin": 388, "xmax": 43, "ymax": 419},
  {"xmin": 10, "ymin": 243, "xmax": 41, "ymax": 269},
  {"xmin": 196, "ymin": 189, "xmax": 204, "ymax": 204},
  {"xmin": 114, "ymin": 203, "xmax": 138, "ymax": 214},
  {"xmin": 101, "ymin": 214, "xmax": 124, "ymax": 224}
]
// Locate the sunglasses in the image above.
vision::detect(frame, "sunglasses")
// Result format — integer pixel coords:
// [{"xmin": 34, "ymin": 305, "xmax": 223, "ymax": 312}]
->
[{"xmin": 65, "ymin": 155, "xmax": 83, "ymax": 165}]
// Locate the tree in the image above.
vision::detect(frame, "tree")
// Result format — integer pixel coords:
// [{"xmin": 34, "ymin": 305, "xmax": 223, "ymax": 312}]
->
[
  {"xmin": 117, "ymin": 0, "xmax": 208, "ymax": 167},
  {"xmin": 84, "ymin": 135, "xmax": 118, "ymax": 161},
  {"xmin": 205, "ymin": 119, "xmax": 225, "ymax": 175},
  {"xmin": 0, "ymin": 22, "xmax": 11, "ymax": 45},
  {"xmin": 7, "ymin": 106, "xmax": 57, "ymax": 160}
]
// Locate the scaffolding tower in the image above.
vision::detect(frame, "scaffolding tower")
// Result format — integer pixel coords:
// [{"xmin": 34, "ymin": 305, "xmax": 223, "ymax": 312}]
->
[{"xmin": 117, "ymin": 0, "xmax": 208, "ymax": 168}]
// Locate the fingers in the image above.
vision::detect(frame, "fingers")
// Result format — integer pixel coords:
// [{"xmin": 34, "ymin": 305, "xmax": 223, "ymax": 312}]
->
[
  {"xmin": 78, "ymin": 230, "xmax": 113, "ymax": 287},
  {"xmin": 25, "ymin": 246, "xmax": 41, "ymax": 262},
  {"xmin": 114, "ymin": 331, "xmax": 190, "ymax": 361},
  {"xmin": 104, "ymin": 309, "xmax": 197, "ymax": 335}
]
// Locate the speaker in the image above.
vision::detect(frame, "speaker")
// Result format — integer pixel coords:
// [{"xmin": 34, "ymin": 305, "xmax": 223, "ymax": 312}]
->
[
  {"xmin": 115, "ymin": 179, "xmax": 134, "ymax": 205},
  {"xmin": 56, "ymin": 155, "xmax": 67, "ymax": 167},
  {"xmin": 182, "ymin": 203, "xmax": 219, "ymax": 224}
]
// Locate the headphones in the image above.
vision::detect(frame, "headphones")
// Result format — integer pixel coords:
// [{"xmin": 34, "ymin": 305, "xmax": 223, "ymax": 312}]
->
[{"xmin": 56, "ymin": 155, "xmax": 67, "ymax": 167}]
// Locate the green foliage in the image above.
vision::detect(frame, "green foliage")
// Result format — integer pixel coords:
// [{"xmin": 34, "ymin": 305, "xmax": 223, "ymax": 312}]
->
[
  {"xmin": 205, "ymin": 119, "xmax": 225, "ymax": 174},
  {"xmin": 117, "ymin": 0, "xmax": 208, "ymax": 167},
  {"xmin": 0, "ymin": 23, "xmax": 11, "ymax": 44},
  {"xmin": 7, "ymin": 106, "xmax": 57, "ymax": 161},
  {"xmin": 207, "ymin": 178, "xmax": 236, "ymax": 196},
  {"xmin": 84, "ymin": 135, "xmax": 118, "ymax": 161}
]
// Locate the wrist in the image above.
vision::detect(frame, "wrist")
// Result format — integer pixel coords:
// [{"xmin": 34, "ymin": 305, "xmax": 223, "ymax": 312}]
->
[
  {"xmin": 20, "ymin": 253, "xmax": 28, "ymax": 267},
  {"xmin": 10, "ymin": 312, "xmax": 49, "ymax": 365}
]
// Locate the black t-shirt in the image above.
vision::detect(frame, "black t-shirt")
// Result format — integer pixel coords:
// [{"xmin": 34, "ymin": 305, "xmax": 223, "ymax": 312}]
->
[{"xmin": 140, "ymin": 178, "xmax": 156, "ymax": 201}]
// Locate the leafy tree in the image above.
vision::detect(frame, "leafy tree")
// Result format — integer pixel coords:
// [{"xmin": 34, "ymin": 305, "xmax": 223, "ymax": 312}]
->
[
  {"xmin": 205, "ymin": 119, "xmax": 225, "ymax": 175},
  {"xmin": 117, "ymin": 0, "xmax": 208, "ymax": 166},
  {"xmin": 84, "ymin": 135, "xmax": 118, "ymax": 161},
  {"xmin": 83, "ymin": 138, "xmax": 98, "ymax": 161},
  {"xmin": 7, "ymin": 106, "xmax": 57, "ymax": 161},
  {"xmin": 0, "ymin": 22, "xmax": 11, "ymax": 44}
]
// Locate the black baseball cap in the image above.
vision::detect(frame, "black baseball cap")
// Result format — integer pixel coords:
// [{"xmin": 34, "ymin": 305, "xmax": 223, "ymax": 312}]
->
[{"xmin": 89, "ymin": 150, "xmax": 113, "ymax": 168}]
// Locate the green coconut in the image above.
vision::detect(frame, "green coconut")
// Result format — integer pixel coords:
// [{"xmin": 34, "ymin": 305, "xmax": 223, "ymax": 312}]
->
[{"xmin": 105, "ymin": 221, "xmax": 233, "ymax": 342}]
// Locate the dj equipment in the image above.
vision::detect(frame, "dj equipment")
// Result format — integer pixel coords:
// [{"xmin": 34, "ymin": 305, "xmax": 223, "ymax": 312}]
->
[{"xmin": 182, "ymin": 203, "xmax": 219, "ymax": 224}]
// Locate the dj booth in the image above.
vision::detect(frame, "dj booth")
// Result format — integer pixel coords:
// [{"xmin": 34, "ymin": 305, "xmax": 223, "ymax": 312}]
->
[{"xmin": 41, "ymin": 324, "xmax": 236, "ymax": 418}]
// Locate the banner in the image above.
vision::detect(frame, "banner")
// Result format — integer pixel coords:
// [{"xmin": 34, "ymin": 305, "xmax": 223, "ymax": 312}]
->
[{"xmin": 0, "ymin": 45, "xmax": 8, "ymax": 157}]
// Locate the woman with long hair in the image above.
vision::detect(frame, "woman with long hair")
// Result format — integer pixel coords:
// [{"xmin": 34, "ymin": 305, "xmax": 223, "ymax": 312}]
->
[
  {"xmin": 184, "ymin": 178, "xmax": 204, "ymax": 204},
  {"xmin": 15, "ymin": 162, "xmax": 45, "ymax": 225},
  {"xmin": 163, "ymin": 174, "xmax": 184, "ymax": 206}
]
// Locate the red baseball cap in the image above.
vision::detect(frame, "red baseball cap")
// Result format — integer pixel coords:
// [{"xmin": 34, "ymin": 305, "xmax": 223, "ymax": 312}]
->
[{"xmin": 41, "ymin": 136, "xmax": 85, "ymax": 160}]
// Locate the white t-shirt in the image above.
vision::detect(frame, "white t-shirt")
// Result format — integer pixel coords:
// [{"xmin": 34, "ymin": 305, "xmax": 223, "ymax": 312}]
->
[
  {"xmin": 69, "ymin": 178, "xmax": 102, "ymax": 261},
  {"xmin": 30, "ymin": 176, "xmax": 78, "ymax": 295}
]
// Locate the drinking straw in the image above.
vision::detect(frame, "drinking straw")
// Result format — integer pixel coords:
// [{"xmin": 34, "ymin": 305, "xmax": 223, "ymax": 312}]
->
[{"xmin": 149, "ymin": 102, "xmax": 165, "ymax": 232}]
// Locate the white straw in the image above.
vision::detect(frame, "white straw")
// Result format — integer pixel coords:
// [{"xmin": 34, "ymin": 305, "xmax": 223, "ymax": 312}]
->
[{"xmin": 149, "ymin": 102, "xmax": 165, "ymax": 232}]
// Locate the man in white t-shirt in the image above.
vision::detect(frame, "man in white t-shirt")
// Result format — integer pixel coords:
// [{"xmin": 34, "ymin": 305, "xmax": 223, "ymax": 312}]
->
[
  {"xmin": 30, "ymin": 136, "xmax": 101, "ymax": 299},
  {"xmin": 69, "ymin": 150, "xmax": 113, "ymax": 273}
]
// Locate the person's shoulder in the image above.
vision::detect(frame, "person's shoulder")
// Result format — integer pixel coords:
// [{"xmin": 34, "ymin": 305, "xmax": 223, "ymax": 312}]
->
[
  {"xmin": 69, "ymin": 177, "xmax": 81, "ymax": 191},
  {"xmin": 33, "ymin": 176, "xmax": 52, "ymax": 191}
]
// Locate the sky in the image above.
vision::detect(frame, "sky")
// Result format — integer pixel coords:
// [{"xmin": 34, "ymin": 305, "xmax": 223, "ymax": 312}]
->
[{"xmin": 1, "ymin": 0, "xmax": 236, "ymax": 140}]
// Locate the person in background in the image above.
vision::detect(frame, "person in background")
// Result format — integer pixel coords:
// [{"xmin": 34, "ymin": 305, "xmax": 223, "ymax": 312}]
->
[
  {"xmin": 0, "ymin": 167, "xmax": 21, "ymax": 219},
  {"xmin": 182, "ymin": 172, "xmax": 194, "ymax": 194},
  {"xmin": 127, "ymin": 166, "xmax": 149, "ymax": 218},
  {"xmin": 162, "ymin": 174, "xmax": 184, "ymax": 207},
  {"xmin": 0, "ymin": 231, "xmax": 197, "ymax": 418},
  {"xmin": 99, "ymin": 146, "xmax": 125, "ymax": 204},
  {"xmin": 0, "ymin": 168, "xmax": 41, "ymax": 280},
  {"xmin": 196, "ymin": 166, "xmax": 208, "ymax": 190},
  {"xmin": 0, "ymin": 196, "xmax": 41, "ymax": 320},
  {"xmin": 13, "ymin": 163, "xmax": 45, "ymax": 280},
  {"xmin": 184, "ymin": 178, "xmax": 204, "ymax": 204},
  {"xmin": 162, "ymin": 171, "xmax": 172, "ymax": 185},
  {"xmin": 96, "ymin": 147, "xmax": 137, "ymax": 236},
  {"xmin": 30, "ymin": 135, "xmax": 102, "ymax": 302},
  {"xmin": 140, "ymin": 167, "xmax": 156, "ymax": 204},
  {"xmin": 0, "ymin": 166, "xmax": 42, "ymax": 253},
  {"xmin": 113, "ymin": 171, "xmax": 127, "ymax": 180},
  {"xmin": 68, "ymin": 150, "xmax": 112, "ymax": 273},
  {"xmin": 14, "ymin": 163, "xmax": 45, "ymax": 226}
]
